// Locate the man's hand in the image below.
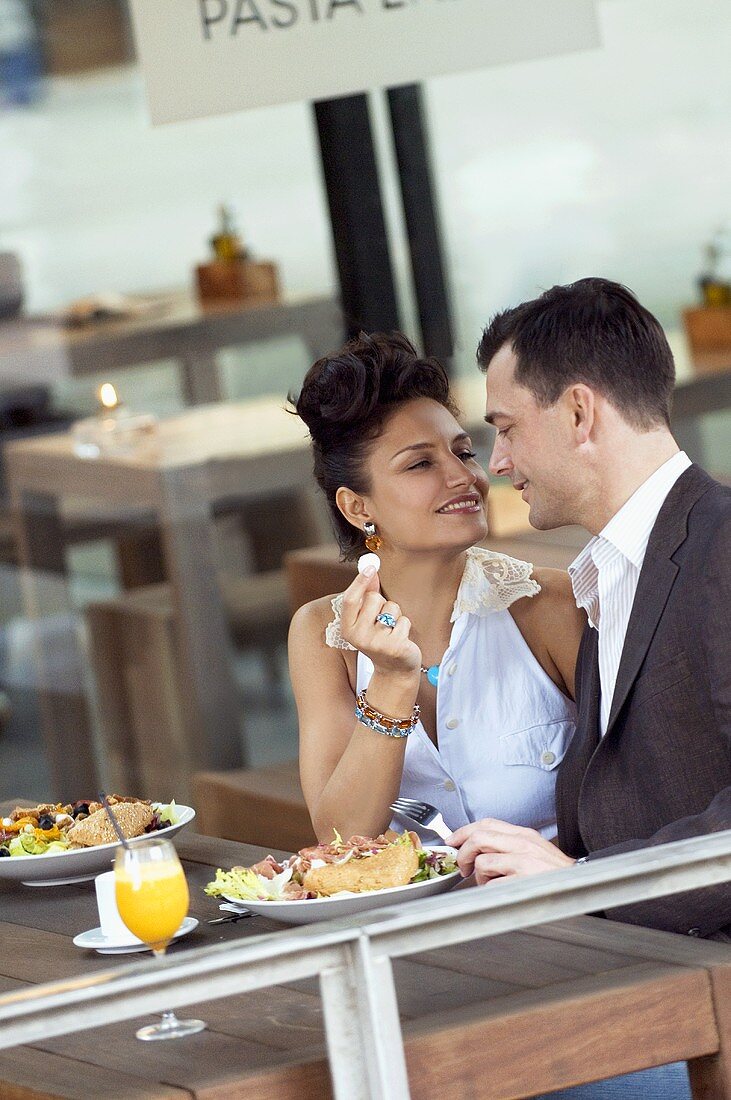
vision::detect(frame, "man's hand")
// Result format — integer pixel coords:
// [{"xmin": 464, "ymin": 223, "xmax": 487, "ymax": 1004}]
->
[{"xmin": 447, "ymin": 819, "xmax": 577, "ymax": 883}]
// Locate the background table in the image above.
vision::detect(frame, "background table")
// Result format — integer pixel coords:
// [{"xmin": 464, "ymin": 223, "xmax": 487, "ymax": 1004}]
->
[
  {"xmin": 5, "ymin": 398, "xmax": 329, "ymax": 792},
  {"xmin": 0, "ymin": 292, "xmax": 344, "ymax": 405},
  {"xmin": 0, "ymin": 803, "xmax": 729, "ymax": 1099}
]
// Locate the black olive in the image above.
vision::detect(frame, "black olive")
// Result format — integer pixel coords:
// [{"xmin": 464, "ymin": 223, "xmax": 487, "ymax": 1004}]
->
[
  {"xmin": 0, "ymin": 848, "xmax": 9, "ymax": 857},
  {"xmin": 38, "ymin": 815, "xmax": 55, "ymax": 830},
  {"xmin": 72, "ymin": 803, "xmax": 90, "ymax": 819}
]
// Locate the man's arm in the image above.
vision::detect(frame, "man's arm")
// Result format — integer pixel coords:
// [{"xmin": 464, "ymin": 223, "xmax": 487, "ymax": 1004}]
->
[
  {"xmin": 576, "ymin": 788, "xmax": 731, "ymax": 936},
  {"xmin": 448, "ymin": 792, "xmax": 731, "ymax": 936}
]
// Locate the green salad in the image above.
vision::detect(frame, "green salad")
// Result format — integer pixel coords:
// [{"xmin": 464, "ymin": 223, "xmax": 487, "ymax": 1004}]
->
[{"xmin": 0, "ymin": 799, "xmax": 179, "ymax": 858}]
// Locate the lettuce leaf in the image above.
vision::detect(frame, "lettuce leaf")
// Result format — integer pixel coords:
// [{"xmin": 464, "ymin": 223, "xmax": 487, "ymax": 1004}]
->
[
  {"xmin": 155, "ymin": 801, "xmax": 178, "ymax": 827},
  {"xmin": 410, "ymin": 848, "xmax": 458, "ymax": 882},
  {"xmin": 205, "ymin": 865, "xmax": 293, "ymax": 901}
]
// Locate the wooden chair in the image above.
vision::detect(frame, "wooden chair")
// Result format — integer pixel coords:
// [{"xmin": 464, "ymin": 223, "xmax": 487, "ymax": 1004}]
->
[
  {"xmin": 85, "ymin": 571, "xmax": 292, "ymax": 804},
  {"xmin": 284, "ymin": 542, "xmax": 356, "ymax": 614},
  {"xmin": 187, "ymin": 549, "xmax": 359, "ymax": 848},
  {"xmin": 191, "ymin": 760, "xmax": 315, "ymax": 851},
  {"xmin": 186, "ymin": 549, "xmax": 357, "ymax": 848}
]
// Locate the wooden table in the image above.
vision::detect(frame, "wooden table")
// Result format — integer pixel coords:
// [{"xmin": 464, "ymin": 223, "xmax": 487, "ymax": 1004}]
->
[
  {"xmin": 3, "ymin": 384, "xmax": 493, "ymax": 797},
  {"xmin": 0, "ymin": 292, "xmax": 344, "ymax": 406},
  {"xmin": 0, "ymin": 811, "xmax": 729, "ymax": 1099},
  {"xmin": 5, "ymin": 398, "xmax": 329, "ymax": 792}
]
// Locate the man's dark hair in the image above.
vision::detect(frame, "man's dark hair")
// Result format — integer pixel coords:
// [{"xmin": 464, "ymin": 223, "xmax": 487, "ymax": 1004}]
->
[
  {"xmin": 477, "ymin": 278, "xmax": 675, "ymax": 429},
  {"xmin": 291, "ymin": 332, "xmax": 457, "ymax": 559}
]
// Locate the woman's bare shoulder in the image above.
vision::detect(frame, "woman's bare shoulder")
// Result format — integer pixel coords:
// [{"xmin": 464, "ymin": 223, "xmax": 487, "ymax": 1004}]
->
[
  {"xmin": 532, "ymin": 567, "xmax": 577, "ymax": 604},
  {"xmin": 289, "ymin": 594, "xmax": 341, "ymax": 645},
  {"xmin": 509, "ymin": 567, "xmax": 585, "ymax": 698},
  {"xmin": 510, "ymin": 567, "xmax": 583, "ymax": 630},
  {"xmin": 289, "ymin": 594, "xmax": 357, "ymax": 696}
]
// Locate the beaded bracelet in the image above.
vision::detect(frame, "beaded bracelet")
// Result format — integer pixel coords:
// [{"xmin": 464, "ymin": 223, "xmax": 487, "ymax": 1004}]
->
[{"xmin": 355, "ymin": 689, "xmax": 420, "ymax": 738}]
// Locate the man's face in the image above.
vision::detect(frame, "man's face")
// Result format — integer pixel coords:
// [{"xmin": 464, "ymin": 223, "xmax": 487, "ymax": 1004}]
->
[{"xmin": 484, "ymin": 344, "xmax": 580, "ymax": 530}]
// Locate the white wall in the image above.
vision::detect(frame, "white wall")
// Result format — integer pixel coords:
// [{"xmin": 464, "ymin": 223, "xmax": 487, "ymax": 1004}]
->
[
  {"xmin": 426, "ymin": 0, "xmax": 731, "ymax": 367},
  {"xmin": 0, "ymin": 68, "xmax": 336, "ymax": 313},
  {"xmin": 1, "ymin": 0, "xmax": 729, "ymax": 381}
]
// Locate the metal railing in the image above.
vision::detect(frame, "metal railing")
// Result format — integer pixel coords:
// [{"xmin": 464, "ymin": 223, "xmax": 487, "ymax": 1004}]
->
[{"xmin": 1, "ymin": 828, "xmax": 730, "ymax": 1099}]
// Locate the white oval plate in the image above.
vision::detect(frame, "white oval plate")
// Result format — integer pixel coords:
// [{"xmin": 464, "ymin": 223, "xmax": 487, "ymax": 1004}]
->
[
  {"xmin": 73, "ymin": 916, "xmax": 198, "ymax": 954},
  {"xmin": 223, "ymin": 846, "xmax": 461, "ymax": 925},
  {"xmin": 0, "ymin": 805, "xmax": 195, "ymax": 886}
]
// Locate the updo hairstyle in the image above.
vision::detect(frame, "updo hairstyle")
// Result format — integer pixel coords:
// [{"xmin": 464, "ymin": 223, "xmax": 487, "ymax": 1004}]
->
[{"xmin": 291, "ymin": 332, "xmax": 458, "ymax": 559}]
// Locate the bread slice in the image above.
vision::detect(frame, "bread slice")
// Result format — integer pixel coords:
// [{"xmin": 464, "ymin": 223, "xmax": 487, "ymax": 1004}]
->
[
  {"xmin": 303, "ymin": 837, "xmax": 419, "ymax": 897},
  {"xmin": 67, "ymin": 803, "xmax": 155, "ymax": 848}
]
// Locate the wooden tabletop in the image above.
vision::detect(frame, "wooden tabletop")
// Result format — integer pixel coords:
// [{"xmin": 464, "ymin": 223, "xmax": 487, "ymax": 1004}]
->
[
  {"xmin": 1, "ymin": 806, "xmax": 730, "ymax": 1099},
  {"xmin": 0, "ymin": 291, "xmax": 343, "ymax": 389},
  {"xmin": 4, "ymin": 395, "xmax": 312, "ymax": 476}
]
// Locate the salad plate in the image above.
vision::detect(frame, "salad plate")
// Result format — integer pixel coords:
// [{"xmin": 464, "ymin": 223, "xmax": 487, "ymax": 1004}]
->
[
  {"xmin": 222, "ymin": 845, "xmax": 461, "ymax": 925},
  {"xmin": 0, "ymin": 804, "xmax": 195, "ymax": 886},
  {"xmin": 73, "ymin": 916, "xmax": 198, "ymax": 954}
]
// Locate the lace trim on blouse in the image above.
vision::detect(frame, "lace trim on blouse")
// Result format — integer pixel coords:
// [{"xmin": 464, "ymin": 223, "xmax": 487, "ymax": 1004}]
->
[{"xmin": 324, "ymin": 546, "xmax": 540, "ymax": 650}]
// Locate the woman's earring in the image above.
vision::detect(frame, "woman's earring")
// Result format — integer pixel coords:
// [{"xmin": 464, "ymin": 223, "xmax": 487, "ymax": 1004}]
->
[{"xmin": 364, "ymin": 521, "xmax": 382, "ymax": 552}]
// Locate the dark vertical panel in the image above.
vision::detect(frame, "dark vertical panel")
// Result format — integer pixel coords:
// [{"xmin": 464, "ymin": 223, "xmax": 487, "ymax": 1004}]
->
[
  {"xmin": 313, "ymin": 95, "xmax": 401, "ymax": 338},
  {"xmin": 387, "ymin": 84, "xmax": 454, "ymax": 365}
]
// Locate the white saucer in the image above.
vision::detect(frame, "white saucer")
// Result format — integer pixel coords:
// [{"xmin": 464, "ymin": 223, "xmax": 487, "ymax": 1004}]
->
[{"xmin": 72, "ymin": 916, "xmax": 198, "ymax": 954}]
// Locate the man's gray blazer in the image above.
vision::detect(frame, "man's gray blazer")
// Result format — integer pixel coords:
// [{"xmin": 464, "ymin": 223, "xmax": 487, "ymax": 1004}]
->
[{"xmin": 556, "ymin": 463, "xmax": 731, "ymax": 939}]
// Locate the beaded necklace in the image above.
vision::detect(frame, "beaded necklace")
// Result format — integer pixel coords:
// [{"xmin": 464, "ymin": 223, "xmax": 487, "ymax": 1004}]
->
[{"xmin": 420, "ymin": 663, "xmax": 440, "ymax": 686}]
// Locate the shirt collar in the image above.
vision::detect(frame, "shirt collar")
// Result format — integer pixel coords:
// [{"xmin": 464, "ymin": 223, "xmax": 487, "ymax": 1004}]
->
[
  {"xmin": 599, "ymin": 451, "xmax": 691, "ymax": 569},
  {"xmin": 568, "ymin": 540, "xmax": 600, "ymax": 626},
  {"xmin": 568, "ymin": 451, "xmax": 691, "ymax": 615}
]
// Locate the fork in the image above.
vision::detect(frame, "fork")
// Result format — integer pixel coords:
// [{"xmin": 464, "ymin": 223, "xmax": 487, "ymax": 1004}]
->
[
  {"xmin": 389, "ymin": 798, "xmax": 453, "ymax": 842},
  {"xmin": 207, "ymin": 903, "xmax": 252, "ymax": 925}
]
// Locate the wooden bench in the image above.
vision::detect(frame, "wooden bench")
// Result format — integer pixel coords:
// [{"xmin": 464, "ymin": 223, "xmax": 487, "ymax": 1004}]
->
[
  {"xmin": 85, "ymin": 532, "xmax": 592, "ymax": 847},
  {"xmin": 282, "ymin": 530, "xmax": 590, "ymax": 616},
  {"xmin": 187, "ymin": 536, "xmax": 595, "ymax": 848}
]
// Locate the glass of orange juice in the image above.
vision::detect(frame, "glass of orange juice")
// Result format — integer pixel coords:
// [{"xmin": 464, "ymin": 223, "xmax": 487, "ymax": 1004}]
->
[{"xmin": 114, "ymin": 838, "xmax": 206, "ymax": 1041}]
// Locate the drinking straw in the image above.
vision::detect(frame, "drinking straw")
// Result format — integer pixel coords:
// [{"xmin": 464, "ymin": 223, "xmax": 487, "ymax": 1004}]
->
[{"xmin": 99, "ymin": 790, "xmax": 130, "ymax": 849}]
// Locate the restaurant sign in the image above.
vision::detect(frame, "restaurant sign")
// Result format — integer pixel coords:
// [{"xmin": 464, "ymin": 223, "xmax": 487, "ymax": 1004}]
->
[{"xmin": 129, "ymin": 0, "xmax": 599, "ymax": 123}]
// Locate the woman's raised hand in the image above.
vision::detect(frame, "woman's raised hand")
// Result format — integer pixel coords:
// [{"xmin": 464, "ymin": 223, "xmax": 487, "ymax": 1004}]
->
[{"xmin": 340, "ymin": 567, "xmax": 422, "ymax": 679}]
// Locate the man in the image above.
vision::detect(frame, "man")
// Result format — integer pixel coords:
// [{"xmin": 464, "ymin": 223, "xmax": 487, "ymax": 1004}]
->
[{"xmin": 449, "ymin": 277, "xmax": 730, "ymax": 941}]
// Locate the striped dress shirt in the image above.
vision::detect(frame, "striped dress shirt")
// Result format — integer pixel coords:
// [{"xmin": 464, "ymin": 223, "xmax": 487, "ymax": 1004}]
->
[{"xmin": 569, "ymin": 451, "xmax": 692, "ymax": 735}]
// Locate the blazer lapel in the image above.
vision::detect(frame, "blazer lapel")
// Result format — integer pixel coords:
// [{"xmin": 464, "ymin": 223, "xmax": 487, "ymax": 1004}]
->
[
  {"xmin": 576, "ymin": 626, "xmax": 601, "ymax": 767},
  {"xmin": 557, "ymin": 624, "xmax": 600, "ymax": 853},
  {"xmin": 605, "ymin": 464, "xmax": 711, "ymax": 734}
]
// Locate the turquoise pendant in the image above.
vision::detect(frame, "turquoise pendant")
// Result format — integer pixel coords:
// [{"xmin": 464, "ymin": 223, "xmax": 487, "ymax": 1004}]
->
[{"xmin": 426, "ymin": 665, "xmax": 440, "ymax": 687}]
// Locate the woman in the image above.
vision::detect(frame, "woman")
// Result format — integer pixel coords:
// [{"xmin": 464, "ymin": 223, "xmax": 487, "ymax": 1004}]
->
[{"xmin": 288, "ymin": 332, "xmax": 585, "ymax": 842}]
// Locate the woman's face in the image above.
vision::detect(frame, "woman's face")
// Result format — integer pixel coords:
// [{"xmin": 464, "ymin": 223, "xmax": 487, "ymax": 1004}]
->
[{"xmin": 355, "ymin": 397, "xmax": 489, "ymax": 555}]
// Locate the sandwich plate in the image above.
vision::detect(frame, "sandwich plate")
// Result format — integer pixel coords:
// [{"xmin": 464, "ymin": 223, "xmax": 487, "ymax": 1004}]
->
[
  {"xmin": 0, "ymin": 805, "xmax": 195, "ymax": 887},
  {"xmin": 224, "ymin": 845, "xmax": 461, "ymax": 925}
]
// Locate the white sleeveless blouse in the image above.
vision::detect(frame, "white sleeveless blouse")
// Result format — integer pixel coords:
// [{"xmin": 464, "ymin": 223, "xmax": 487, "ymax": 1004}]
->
[{"xmin": 326, "ymin": 547, "xmax": 577, "ymax": 840}]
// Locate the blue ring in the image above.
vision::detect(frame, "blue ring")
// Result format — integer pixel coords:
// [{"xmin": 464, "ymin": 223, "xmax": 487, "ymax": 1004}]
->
[{"xmin": 375, "ymin": 612, "xmax": 397, "ymax": 629}]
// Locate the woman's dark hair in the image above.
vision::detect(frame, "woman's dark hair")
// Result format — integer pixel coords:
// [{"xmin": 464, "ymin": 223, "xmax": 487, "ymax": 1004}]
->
[
  {"xmin": 477, "ymin": 278, "xmax": 675, "ymax": 429},
  {"xmin": 290, "ymin": 332, "xmax": 457, "ymax": 560}
]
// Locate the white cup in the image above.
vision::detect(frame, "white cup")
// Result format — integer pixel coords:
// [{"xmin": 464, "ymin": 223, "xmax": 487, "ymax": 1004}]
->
[{"xmin": 94, "ymin": 870, "xmax": 139, "ymax": 942}]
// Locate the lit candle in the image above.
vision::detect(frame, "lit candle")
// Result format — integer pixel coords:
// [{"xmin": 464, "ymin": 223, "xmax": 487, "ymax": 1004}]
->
[
  {"xmin": 98, "ymin": 382, "xmax": 120, "ymax": 412},
  {"xmin": 72, "ymin": 382, "xmax": 158, "ymax": 459}
]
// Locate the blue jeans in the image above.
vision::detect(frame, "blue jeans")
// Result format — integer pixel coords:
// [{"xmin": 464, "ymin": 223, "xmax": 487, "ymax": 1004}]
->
[{"xmin": 534, "ymin": 1061, "xmax": 691, "ymax": 1099}]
